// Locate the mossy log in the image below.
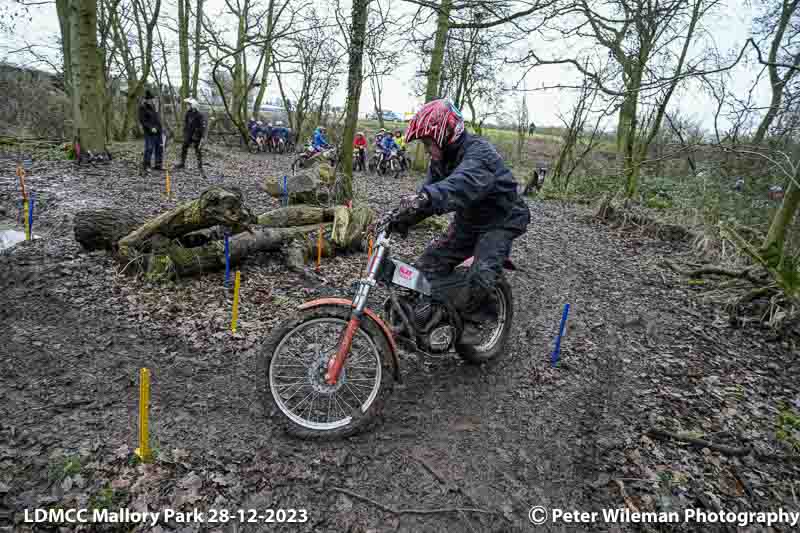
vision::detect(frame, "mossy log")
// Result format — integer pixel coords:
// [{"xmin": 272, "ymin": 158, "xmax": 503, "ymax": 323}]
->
[
  {"xmin": 118, "ymin": 186, "xmax": 256, "ymax": 260},
  {"xmin": 257, "ymin": 206, "xmax": 335, "ymax": 227},
  {"xmin": 146, "ymin": 223, "xmax": 333, "ymax": 279},
  {"xmin": 330, "ymin": 204, "xmax": 375, "ymax": 252}
]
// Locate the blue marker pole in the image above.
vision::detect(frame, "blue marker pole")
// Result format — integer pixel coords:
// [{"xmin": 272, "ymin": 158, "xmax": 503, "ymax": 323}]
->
[
  {"xmin": 282, "ymin": 175, "xmax": 288, "ymax": 206},
  {"xmin": 28, "ymin": 192, "xmax": 35, "ymax": 234},
  {"xmin": 224, "ymin": 233, "xmax": 231, "ymax": 287},
  {"xmin": 551, "ymin": 303, "xmax": 570, "ymax": 367}
]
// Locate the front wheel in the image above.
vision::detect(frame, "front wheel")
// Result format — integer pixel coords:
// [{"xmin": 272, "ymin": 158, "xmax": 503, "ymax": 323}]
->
[
  {"xmin": 261, "ymin": 305, "xmax": 395, "ymax": 438},
  {"xmin": 455, "ymin": 277, "xmax": 514, "ymax": 364},
  {"xmin": 291, "ymin": 156, "xmax": 307, "ymax": 172}
]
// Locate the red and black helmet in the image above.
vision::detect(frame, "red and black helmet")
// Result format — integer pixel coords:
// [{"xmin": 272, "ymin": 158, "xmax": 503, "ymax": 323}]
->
[{"xmin": 405, "ymin": 98, "xmax": 465, "ymax": 149}]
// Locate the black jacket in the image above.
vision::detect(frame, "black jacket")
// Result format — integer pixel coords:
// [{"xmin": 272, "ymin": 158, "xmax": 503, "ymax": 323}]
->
[
  {"xmin": 138, "ymin": 101, "xmax": 162, "ymax": 136},
  {"xmin": 419, "ymin": 133, "xmax": 529, "ymax": 231},
  {"xmin": 184, "ymin": 108, "xmax": 207, "ymax": 143}
]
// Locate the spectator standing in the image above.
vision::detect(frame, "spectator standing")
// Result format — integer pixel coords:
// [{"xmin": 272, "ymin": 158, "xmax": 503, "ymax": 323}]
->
[
  {"xmin": 138, "ymin": 89, "xmax": 163, "ymax": 171},
  {"xmin": 175, "ymin": 97, "xmax": 207, "ymax": 176}
]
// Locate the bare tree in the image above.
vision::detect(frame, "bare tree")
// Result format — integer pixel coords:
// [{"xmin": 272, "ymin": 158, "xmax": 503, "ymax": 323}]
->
[
  {"xmin": 517, "ymin": 0, "xmax": 732, "ymax": 197},
  {"xmin": 552, "ymin": 75, "xmax": 609, "ymax": 190},
  {"xmin": 750, "ymin": 0, "xmax": 800, "ymax": 144},
  {"xmin": 105, "ymin": 0, "xmax": 162, "ymax": 139},
  {"xmin": 272, "ymin": 11, "xmax": 344, "ymax": 141},
  {"xmin": 201, "ymin": 0, "xmax": 299, "ymax": 145}
]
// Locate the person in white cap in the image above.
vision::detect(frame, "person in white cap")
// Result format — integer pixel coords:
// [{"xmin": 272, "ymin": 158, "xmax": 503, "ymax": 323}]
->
[{"xmin": 175, "ymin": 97, "xmax": 207, "ymax": 175}]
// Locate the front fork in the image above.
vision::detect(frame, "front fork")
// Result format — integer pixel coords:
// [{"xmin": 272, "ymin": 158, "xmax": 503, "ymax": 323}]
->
[{"xmin": 324, "ymin": 236, "xmax": 387, "ymax": 385}]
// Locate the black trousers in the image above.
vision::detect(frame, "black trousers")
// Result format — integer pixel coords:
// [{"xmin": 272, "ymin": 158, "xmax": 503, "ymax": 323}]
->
[
  {"xmin": 415, "ymin": 200, "xmax": 530, "ymax": 311},
  {"xmin": 180, "ymin": 139, "xmax": 203, "ymax": 168}
]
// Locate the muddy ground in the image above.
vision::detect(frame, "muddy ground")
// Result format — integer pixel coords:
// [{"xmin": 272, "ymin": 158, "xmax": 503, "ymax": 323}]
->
[{"xmin": 1, "ymin": 142, "xmax": 799, "ymax": 533}]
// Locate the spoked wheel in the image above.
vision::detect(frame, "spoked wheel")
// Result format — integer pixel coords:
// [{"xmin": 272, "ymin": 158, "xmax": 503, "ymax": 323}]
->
[
  {"xmin": 455, "ymin": 276, "xmax": 514, "ymax": 364},
  {"xmin": 291, "ymin": 156, "xmax": 306, "ymax": 172},
  {"xmin": 261, "ymin": 305, "xmax": 395, "ymax": 438}
]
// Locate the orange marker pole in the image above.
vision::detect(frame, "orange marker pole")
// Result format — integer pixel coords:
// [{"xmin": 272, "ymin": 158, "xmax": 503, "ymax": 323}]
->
[
  {"xmin": 316, "ymin": 224, "xmax": 323, "ymax": 272},
  {"xmin": 17, "ymin": 165, "xmax": 27, "ymax": 200},
  {"xmin": 165, "ymin": 170, "xmax": 171, "ymax": 197}
]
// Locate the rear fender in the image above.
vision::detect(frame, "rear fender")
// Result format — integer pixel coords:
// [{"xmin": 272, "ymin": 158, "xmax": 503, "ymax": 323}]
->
[{"xmin": 298, "ymin": 298, "xmax": 401, "ymax": 382}]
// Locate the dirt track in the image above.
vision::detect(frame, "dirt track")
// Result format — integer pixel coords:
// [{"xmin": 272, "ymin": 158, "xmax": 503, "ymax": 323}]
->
[{"xmin": 1, "ymin": 144, "xmax": 798, "ymax": 532}]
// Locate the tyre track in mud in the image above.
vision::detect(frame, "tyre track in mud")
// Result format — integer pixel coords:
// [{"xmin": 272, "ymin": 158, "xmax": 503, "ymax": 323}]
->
[{"xmin": 2, "ymin": 163, "xmax": 674, "ymax": 532}]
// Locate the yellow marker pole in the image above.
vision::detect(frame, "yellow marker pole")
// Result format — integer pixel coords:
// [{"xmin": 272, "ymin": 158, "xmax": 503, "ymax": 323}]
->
[
  {"xmin": 165, "ymin": 169, "xmax": 171, "ymax": 198},
  {"xmin": 316, "ymin": 225, "xmax": 323, "ymax": 272},
  {"xmin": 134, "ymin": 368, "xmax": 152, "ymax": 463},
  {"xmin": 231, "ymin": 270, "xmax": 241, "ymax": 333},
  {"xmin": 23, "ymin": 199, "xmax": 30, "ymax": 240}
]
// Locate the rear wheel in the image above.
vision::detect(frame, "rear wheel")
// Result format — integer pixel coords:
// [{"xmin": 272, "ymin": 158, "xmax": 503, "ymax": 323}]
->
[
  {"xmin": 261, "ymin": 305, "xmax": 395, "ymax": 438},
  {"xmin": 455, "ymin": 277, "xmax": 514, "ymax": 364}
]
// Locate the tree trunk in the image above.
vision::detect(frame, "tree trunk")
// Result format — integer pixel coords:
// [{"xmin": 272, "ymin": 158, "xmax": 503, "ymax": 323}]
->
[
  {"xmin": 253, "ymin": 0, "xmax": 276, "ymax": 118},
  {"xmin": 413, "ymin": 0, "xmax": 452, "ymax": 172},
  {"xmin": 70, "ymin": 0, "xmax": 106, "ymax": 154},
  {"xmin": 339, "ymin": 0, "xmax": 370, "ymax": 202},
  {"xmin": 178, "ymin": 0, "xmax": 190, "ymax": 117},
  {"xmin": 191, "ymin": 0, "xmax": 203, "ymax": 98},
  {"xmin": 56, "ymin": 0, "xmax": 73, "ymax": 99},
  {"xmin": 763, "ymin": 166, "xmax": 800, "ymax": 255}
]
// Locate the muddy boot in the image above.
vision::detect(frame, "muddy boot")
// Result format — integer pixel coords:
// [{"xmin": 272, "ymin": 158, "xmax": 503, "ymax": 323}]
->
[
  {"xmin": 458, "ymin": 290, "xmax": 498, "ymax": 345},
  {"xmin": 153, "ymin": 161, "xmax": 164, "ymax": 171},
  {"xmin": 197, "ymin": 151, "xmax": 206, "ymax": 178}
]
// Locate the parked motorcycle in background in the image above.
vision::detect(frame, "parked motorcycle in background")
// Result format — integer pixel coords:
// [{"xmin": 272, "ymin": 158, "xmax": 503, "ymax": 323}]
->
[{"xmin": 378, "ymin": 149, "xmax": 402, "ymax": 179}]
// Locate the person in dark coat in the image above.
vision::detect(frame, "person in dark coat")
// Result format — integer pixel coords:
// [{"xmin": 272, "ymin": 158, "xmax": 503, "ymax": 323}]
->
[
  {"xmin": 138, "ymin": 89, "xmax": 163, "ymax": 170},
  {"xmin": 389, "ymin": 98, "xmax": 531, "ymax": 342},
  {"xmin": 175, "ymin": 97, "xmax": 207, "ymax": 175}
]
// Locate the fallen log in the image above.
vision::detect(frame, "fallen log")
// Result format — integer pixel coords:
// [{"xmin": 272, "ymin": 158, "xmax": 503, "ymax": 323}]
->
[
  {"xmin": 146, "ymin": 223, "xmax": 333, "ymax": 279},
  {"xmin": 257, "ymin": 205, "xmax": 335, "ymax": 227},
  {"xmin": 118, "ymin": 186, "xmax": 256, "ymax": 260},
  {"xmin": 74, "ymin": 208, "xmax": 144, "ymax": 251},
  {"xmin": 73, "ymin": 189, "xmax": 373, "ymax": 279}
]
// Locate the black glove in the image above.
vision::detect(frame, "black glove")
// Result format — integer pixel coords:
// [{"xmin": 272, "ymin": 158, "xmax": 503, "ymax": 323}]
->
[{"xmin": 391, "ymin": 192, "xmax": 431, "ymax": 236}]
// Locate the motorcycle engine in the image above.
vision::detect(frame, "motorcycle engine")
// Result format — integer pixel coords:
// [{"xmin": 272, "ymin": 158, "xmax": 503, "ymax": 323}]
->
[{"xmin": 425, "ymin": 324, "xmax": 455, "ymax": 353}]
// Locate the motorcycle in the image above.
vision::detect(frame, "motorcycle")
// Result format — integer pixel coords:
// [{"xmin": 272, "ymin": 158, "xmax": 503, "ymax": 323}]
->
[
  {"xmin": 271, "ymin": 136, "xmax": 287, "ymax": 154},
  {"xmin": 260, "ymin": 209, "xmax": 516, "ymax": 438},
  {"xmin": 378, "ymin": 149, "xmax": 402, "ymax": 178},
  {"xmin": 292, "ymin": 142, "xmax": 338, "ymax": 172},
  {"xmin": 353, "ymin": 147, "xmax": 367, "ymax": 172}
]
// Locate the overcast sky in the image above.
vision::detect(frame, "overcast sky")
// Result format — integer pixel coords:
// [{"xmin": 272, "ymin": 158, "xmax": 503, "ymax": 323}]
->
[{"xmin": 0, "ymin": 0, "xmax": 769, "ymax": 131}]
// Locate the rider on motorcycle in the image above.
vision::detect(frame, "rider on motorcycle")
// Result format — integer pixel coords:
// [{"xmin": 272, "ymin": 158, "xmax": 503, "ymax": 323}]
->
[
  {"xmin": 387, "ymin": 98, "xmax": 531, "ymax": 343},
  {"xmin": 271, "ymin": 121, "xmax": 289, "ymax": 150},
  {"xmin": 394, "ymin": 129, "xmax": 407, "ymax": 169},
  {"xmin": 313, "ymin": 126, "xmax": 331, "ymax": 152},
  {"xmin": 354, "ymin": 131, "xmax": 368, "ymax": 170}
]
